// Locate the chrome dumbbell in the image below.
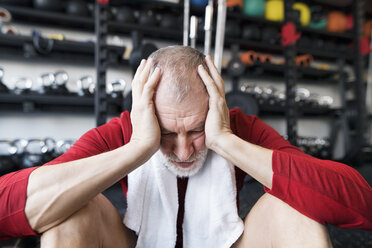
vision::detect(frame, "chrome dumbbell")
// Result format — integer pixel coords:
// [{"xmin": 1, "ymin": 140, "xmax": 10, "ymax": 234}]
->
[
  {"xmin": 77, "ymin": 76, "xmax": 95, "ymax": 96},
  {"xmin": 0, "ymin": 67, "xmax": 10, "ymax": 93},
  {"xmin": 55, "ymin": 139, "xmax": 75, "ymax": 156},
  {"xmin": 53, "ymin": 71, "xmax": 69, "ymax": 94},
  {"xmin": 13, "ymin": 77, "xmax": 33, "ymax": 95},
  {"xmin": 107, "ymin": 79, "xmax": 126, "ymax": 99},
  {"xmin": 38, "ymin": 72, "xmax": 55, "ymax": 94},
  {"xmin": 22, "ymin": 138, "xmax": 55, "ymax": 168}
]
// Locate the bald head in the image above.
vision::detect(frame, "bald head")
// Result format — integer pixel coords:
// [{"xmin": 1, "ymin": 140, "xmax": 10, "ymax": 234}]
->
[{"xmin": 149, "ymin": 46, "xmax": 209, "ymax": 104}]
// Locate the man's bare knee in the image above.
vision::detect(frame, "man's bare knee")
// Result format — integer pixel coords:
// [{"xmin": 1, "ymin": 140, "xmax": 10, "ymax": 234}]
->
[
  {"xmin": 40, "ymin": 194, "xmax": 137, "ymax": 248},
  {"xmin": 233, "ymin": 193, "xmax": 333, "ymax": 248}
]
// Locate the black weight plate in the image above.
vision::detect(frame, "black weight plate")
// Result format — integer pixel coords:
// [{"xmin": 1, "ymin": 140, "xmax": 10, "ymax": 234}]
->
[
  {"xmin": 227, "ymin": 58, "xmax": 245, "ymax": 77},
  {"xmin": 226, "ymin": 92, "xmax": 259, "ymax": 115}
]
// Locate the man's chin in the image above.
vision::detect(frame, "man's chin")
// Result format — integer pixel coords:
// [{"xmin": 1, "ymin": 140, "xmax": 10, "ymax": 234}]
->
[
  {"xmin": 164, "ymin": 160, "xmax": 202, "ymax": 178},
  {"xmin": 159, "ymin": 150, "xmax": 208, "ymax": 178}
]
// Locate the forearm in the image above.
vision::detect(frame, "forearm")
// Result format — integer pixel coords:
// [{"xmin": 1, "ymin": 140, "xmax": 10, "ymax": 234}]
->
[
  {"xmin": 212, "ymin": 133, "xmax": 273, "ymax": 189},
  {"xmin": 25, "ymin": 142, "xmax": 150, "ymax": 233}
]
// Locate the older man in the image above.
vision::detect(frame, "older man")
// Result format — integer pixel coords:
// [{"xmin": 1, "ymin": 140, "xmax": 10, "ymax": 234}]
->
[{"xmin": 0, "ymin": 46, "xmax": 371, "ymax": 248}]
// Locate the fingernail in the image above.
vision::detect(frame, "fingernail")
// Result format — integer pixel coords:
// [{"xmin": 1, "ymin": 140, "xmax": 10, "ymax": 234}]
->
[{"xmin": 198, "ymin": 64, "xmax": 203, "ymax": 70}]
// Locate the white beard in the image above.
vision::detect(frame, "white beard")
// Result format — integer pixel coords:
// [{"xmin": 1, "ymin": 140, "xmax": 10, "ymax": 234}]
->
[{"xmin": 159, "ymin": 148, "xmax": 208, "ymax": 178}]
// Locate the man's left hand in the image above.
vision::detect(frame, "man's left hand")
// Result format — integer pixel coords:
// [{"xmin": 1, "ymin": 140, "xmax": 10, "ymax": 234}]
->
[{"xmin": 198, "ymin": 55, "xmax": 233, "ymax": 151}]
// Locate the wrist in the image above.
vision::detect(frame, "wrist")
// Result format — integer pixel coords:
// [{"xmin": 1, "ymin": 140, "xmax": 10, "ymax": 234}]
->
[
  {"xmin": 209, "ymin": 132, "xmax": 236, "ymax": 154},
  {"xmin": 126, "ymin": 139, "xmax": 159, "ymax": 163}
]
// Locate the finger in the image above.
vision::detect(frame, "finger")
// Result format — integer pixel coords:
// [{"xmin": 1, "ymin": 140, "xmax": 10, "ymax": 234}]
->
[
  {"xmin": 205, "ymin": 55, "xmax": 225, "ymax": 94},
  {"xmin": 143, "ymin": 67, "xmax": 161, "ymax": 100},
  {"xmin": 139, "ymin": 58, "xmax": 153, "ymax": 86},
  {"xmin": 132, "ymin": 59, "xmax": 147, "ymax": 99},
  {"xmin": 198, "ymin": 64, "xmax": 220, "ymax": 100}
]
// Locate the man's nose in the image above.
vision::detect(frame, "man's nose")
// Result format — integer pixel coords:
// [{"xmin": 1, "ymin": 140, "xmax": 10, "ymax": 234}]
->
[{"xmin": 173, "ymin": 135, "xmax": 194, "ymax": 161}]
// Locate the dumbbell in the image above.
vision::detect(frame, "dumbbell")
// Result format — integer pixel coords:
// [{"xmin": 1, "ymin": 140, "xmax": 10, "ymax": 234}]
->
[
  {"xmin": 138, "ymin": 10, "xmax": 157, "ymax": 26},
  {"xmin": 66, "ymin": 0, "xmax": 90, "ymax": 17},
  {"xmin": 0, "ymin": 67, "xmax": 10, "ymax": 93},
  {"xmin": 295, "ymin": 54, "xmax": 313, "ymax": 67},
  {"xmin": 112, "ymin": 6, "xmax": 136, "ymax": 23},
  {"xmin": 158, "ymin": 13, "xmax": 179, "ymax": 29},
  {"xmin": 76, "ymin": 76, "xmax": 94, "ymax": 96},
  {"xmin": 273, "ymin": 90, "xmax": 286, "ymax": 107},
  {"xmin": 0, "ymin": 140, "xmax": 18, "ymax": 175},
  {"xmin": 312, "ymin": 37, "xmax": 325, "ymax": 50},
  {"xmin": 308, "ymin": 5, "xmax": 327, "ymax": 29},
  {"xmin": 240, "ymin": 82, "xmax": 256, "ymax": 95},
  {"xmin": 297, "ymin": 36, "xmax": 312, "ymax": 48},
  {"xmin": 295, "ymin": 88, "xmax": 310, "ymax": 106},
  {"xmin": 317, "ymin": 95, "xmax": 333, "ymax": 108},
  {"xmin": 55, "ymin": 139, "xmax": 74, "ymax": 156},
  {"xmin": 38, "ymin": 72, "xmax": 55, "ymax": 94},
  {"xmin": 241, "ymin": 24, "xmax": 261, "ymax": 40},
  {"xmin": 21, "ymin": 138, "xmax": 55, "ymax": 168},
  {"xmin": 261, "ymin": 27, "xmax": 279, "ymax": 45},
  {"xmin": 38, "ymin": 71, "xmax": 69, "ymax": 95},
  {"xmin": 33, "ymin": 0, "xmax": 64, "ymax": 12},
  {"xmin": 225, "ymin": 20, "xmax": 241, "ymax": 38},
  {"xmin": 240, "ymin": 50, "xmax": 259, "ymax": 66},
  {"xmin": 13, "ymin": 77, "xmax": 33, "ymax": 95},
  {"xmin": 262, "ymin": 86, "xmax": 278, "ymax": 105},
  {"xmin": 54, "ymin": 71, "xmax": 69, "ymax": 94},
  {"xmin": 107, "ymin": 79, "xmax": 126, "ymax": 99}
]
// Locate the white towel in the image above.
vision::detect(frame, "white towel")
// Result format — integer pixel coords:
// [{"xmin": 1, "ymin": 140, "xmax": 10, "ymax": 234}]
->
[{"xmin": 124, "ymin": 150, "xmax": 244, "ymax": 248}]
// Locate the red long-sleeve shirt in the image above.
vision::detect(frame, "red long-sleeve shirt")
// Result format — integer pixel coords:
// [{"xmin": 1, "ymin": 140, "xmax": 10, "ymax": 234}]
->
[{"xmin": 1, "ymin": 109, "xmax": 371, "ymax": 242}]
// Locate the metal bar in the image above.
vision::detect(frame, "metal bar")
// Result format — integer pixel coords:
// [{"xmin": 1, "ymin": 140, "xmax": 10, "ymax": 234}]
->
[
  {"xmin": 214, "ymin": 0, "xmax": 227, "ymax": 72},
  {"xmin": 95, "ymin": 0, "xmax": 108, "ymax": 127},
  {"xmin": 284, "ymin": 0, "xmax": 297, "ymax": 145},
  {"xmin": 204, "ymin": 1, "xmax": 213, "ymax": 55},
  {"xmin": 190, "ymin": 15, "xmax": 198, "ymax": 49},
  {"xmin": 183, "ymin": 0, "xmax": 190, "ymax": 46},
  {"xmin": 352, "ymin": 0, "xmax": 366, "ymax": 165}
]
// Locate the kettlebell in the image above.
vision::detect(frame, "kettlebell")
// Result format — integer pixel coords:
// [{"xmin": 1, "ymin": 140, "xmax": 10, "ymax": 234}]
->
[
  {"xmin": 363, "ymin": 20, "xmax": 372, "ymax": 38},
  {"xmin": 265, "ymin": 0, "xmax": 284, "ymax": 22},
  {"xmin": 190, "ymin": 0, "xmax": 208, "ymax": 6},
  {"xmin": 138, "ymin": 10, "xmax": 157, "ymax": 26},
  {"xmin": 308, "ymin": 6, "xmax": 327, "ymax": 29},
  {"xmin": 327, "ymin": 11, "xmax": 347, "ymax": 32},
  {"xmin": 113, "ymin": 6, "xmax": 136, "ymax": 23},
  {"xmin": 292, "ymin": 2, "xmax": 310, "ymax": 26},
  {"xmin": 242, "ymin": 0, "xmax": 265, "ymax": 17},
  {"xmin": 241, "ymin": 24, "xmax": 261, "ymax": 40},
  {"xmin": 33, "ymin": 0, "xmax": 63, "ymax": 12},
  {"xmin": 312, "ymin": 37, "xmax": 324, "ymax": 49},
  {"xmin": 297, "ymin": 36, "xmax": 311, "ymax": 48},
  {"xmin": 66, "ymin": 1, "xmax": 89, "ymax": 17},
  {"xmin": 159, "ymin": 14, "xmax": 178, "ymax": 29},
  {"xmin": 261, "ymin": 26, "xmax": 279, "ymax": 45},
  {"xmin": 225, "ymin": 20, "xmax": 241, "ymax": 38}
]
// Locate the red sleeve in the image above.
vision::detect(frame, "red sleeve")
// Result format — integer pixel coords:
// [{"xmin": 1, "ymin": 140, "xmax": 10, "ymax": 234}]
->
[
  {"xmin": 0, "ymin": 111, "xmax": 132, "ymax": 241},
  {"xmin": 230, "ymin": 108, "xmax": 372, "ymax": 230}
]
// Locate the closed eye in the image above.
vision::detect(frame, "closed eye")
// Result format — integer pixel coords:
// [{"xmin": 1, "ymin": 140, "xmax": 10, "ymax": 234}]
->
[{"xmin": 188, "ymin": 130, "xmax": 204, "ymax": 135}]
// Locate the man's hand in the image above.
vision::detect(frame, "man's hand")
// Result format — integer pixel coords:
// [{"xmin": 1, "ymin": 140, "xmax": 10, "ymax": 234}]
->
[
  {"xmin": 197, "ymin": 55, "xmax": 233, "ymax": 151},
  {"xmin": 130, "ymin": 58, "xmax": 162, "ymax": 156}
]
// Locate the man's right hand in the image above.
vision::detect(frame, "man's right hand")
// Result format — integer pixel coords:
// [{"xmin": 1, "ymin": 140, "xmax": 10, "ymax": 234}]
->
[{"xmin": 129, "ymin": 58, "xmax": 162, "ymax": 157}]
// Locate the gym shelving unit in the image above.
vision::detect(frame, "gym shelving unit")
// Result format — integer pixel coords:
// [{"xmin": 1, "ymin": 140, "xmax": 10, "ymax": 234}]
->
[{"xmin": 0, "ymin": 0, "xmax": 369, "ymax": 165}]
